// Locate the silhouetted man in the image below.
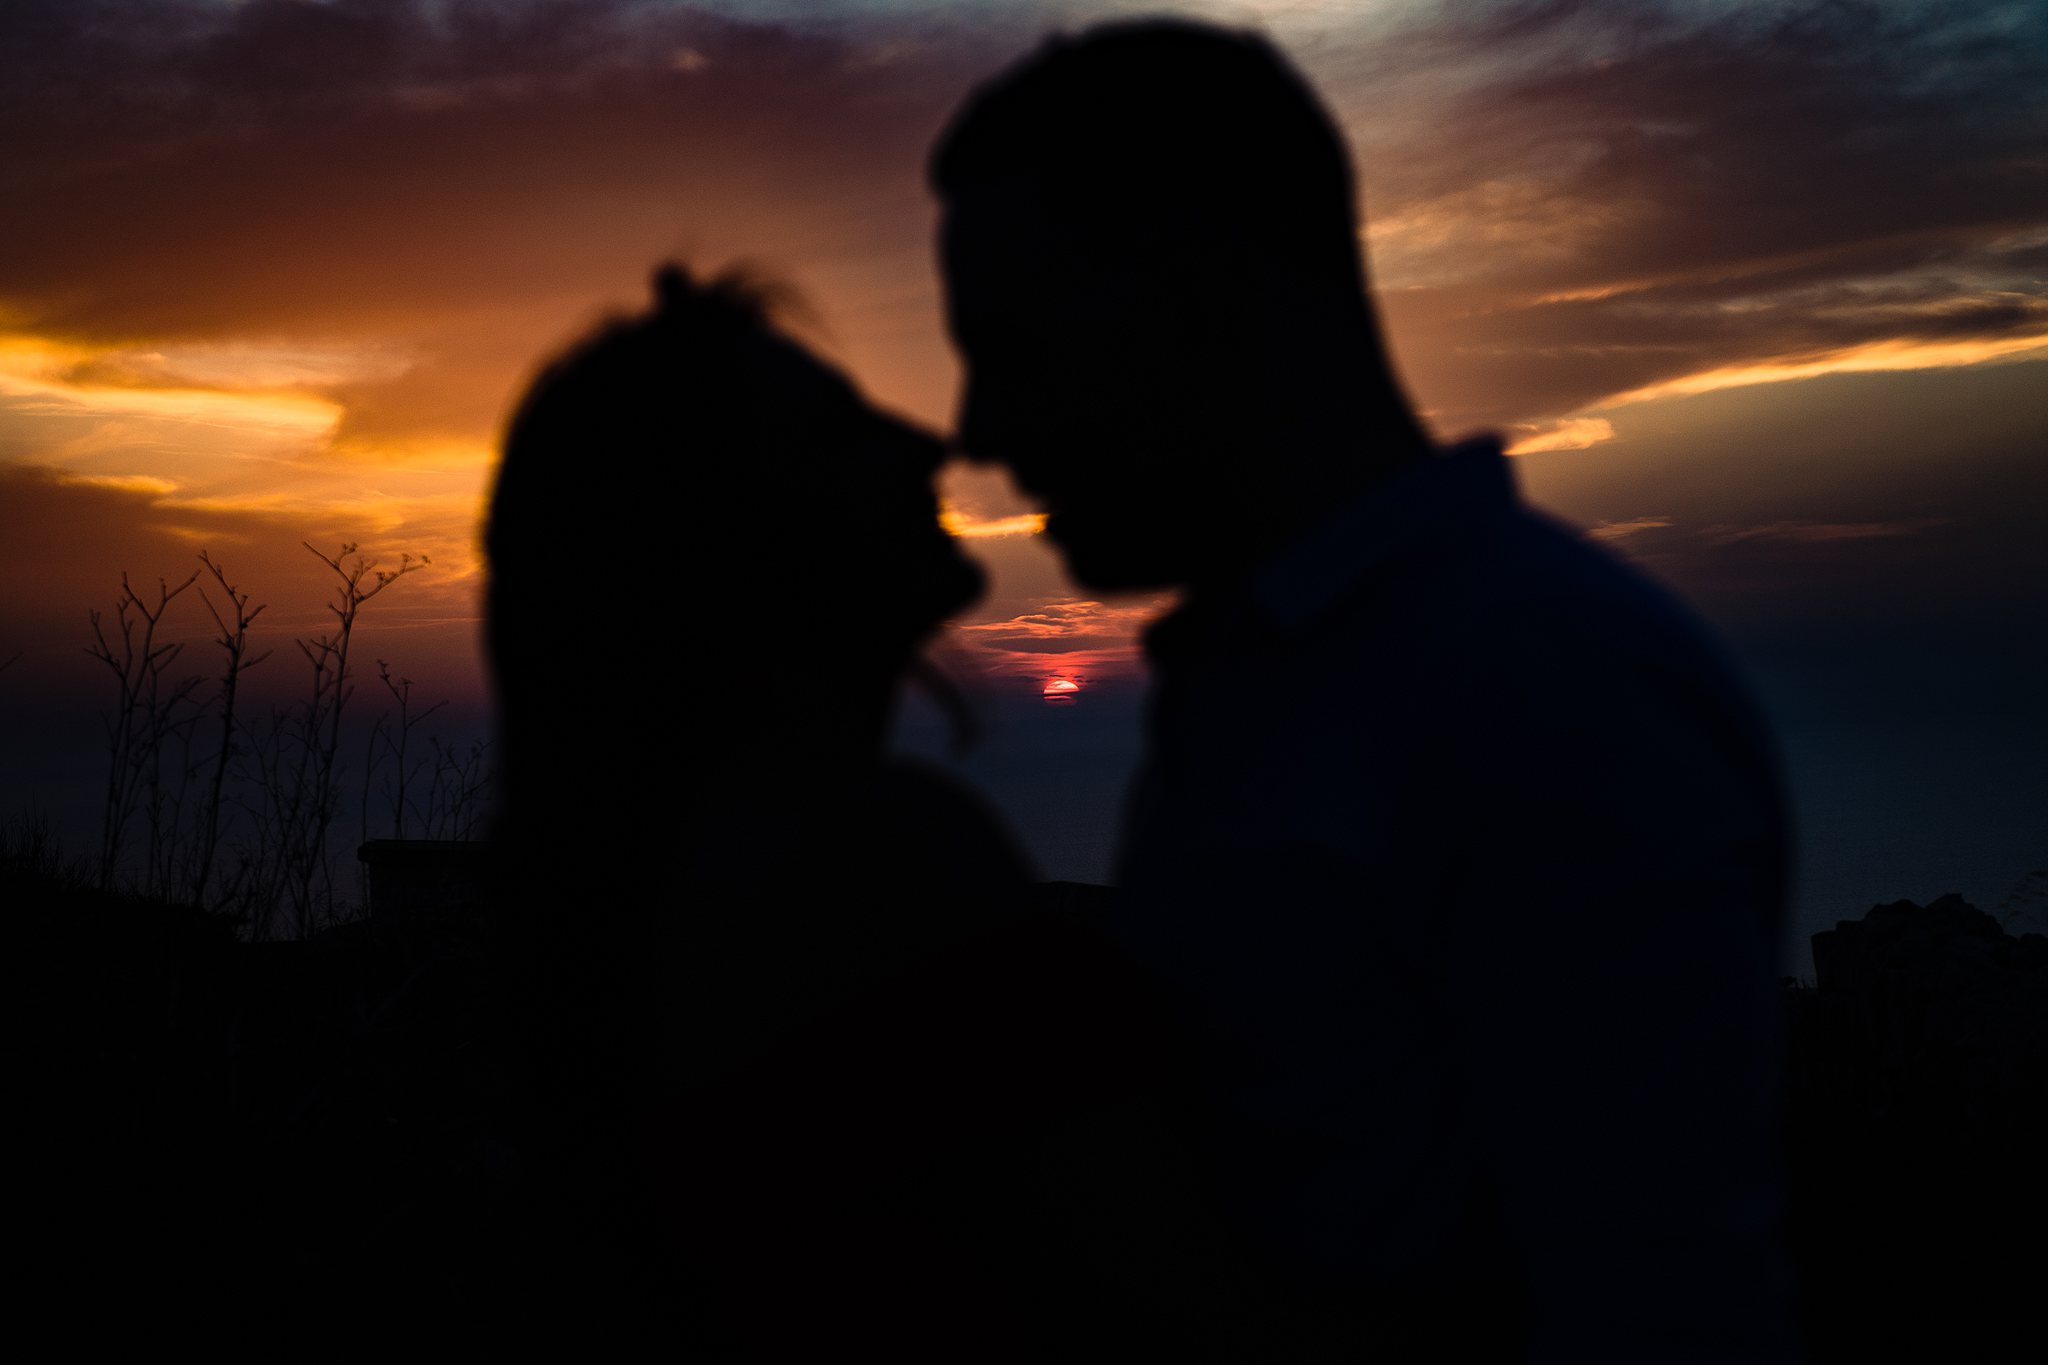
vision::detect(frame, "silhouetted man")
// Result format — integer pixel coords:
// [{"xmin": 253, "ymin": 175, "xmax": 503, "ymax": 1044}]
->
[{"xmin": 933, "ymin": 21, "xmax": 1799, "ymax": 1363}]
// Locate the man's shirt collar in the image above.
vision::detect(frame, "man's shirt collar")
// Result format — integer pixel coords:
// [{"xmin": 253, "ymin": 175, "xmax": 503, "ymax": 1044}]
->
[{"xmin": 1145, "ymin": 433, "xmax": 1515, "ymax": 663}]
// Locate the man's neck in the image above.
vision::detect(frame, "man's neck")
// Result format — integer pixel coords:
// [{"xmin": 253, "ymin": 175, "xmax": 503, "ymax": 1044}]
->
[{"xmin": 1185, "ymin": 407, "xmax": 1432, "ymax": 598}]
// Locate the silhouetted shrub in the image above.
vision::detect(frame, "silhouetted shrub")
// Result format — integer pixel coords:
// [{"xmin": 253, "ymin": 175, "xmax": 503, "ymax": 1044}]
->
[{"xmin": 1785, "ymin": 895, "xmax": 2046, "ymax": 1363}]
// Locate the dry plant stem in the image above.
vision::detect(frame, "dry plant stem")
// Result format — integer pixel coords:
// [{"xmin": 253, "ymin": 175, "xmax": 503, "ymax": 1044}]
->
[
  {"xmin": 140, "ymin": 680, "xmax": 203, "ymax": 900},
  {"xmin": 372, "ymin": 660, "xmax": 445, "ymax": 840},
  {"xmin": 87, "ymin": 570, "xmax": 199, "ymax": 891},
  {"xmin": 289, "ymin": 542, "xmax": 426, "ymax": 935},
  {"xmin": 77, "ymin": 539, "xmax": 457, "ymax": 936},
  {"xmin": 1998, "ymin": 869, "xmax": 2047, "ymax": 933},
  {"xmin": 362, "ymin": 712, "xmax": 386, "ymax": 871},
  {"xmin": 239, "ymin": 709, "xmax": 310, "ymax": 940},
  {"xmin": 423, "ymin": 736, "xmax": 494, "ymax": 841},
  {"xmin": 193, "ymin": 553, "xmax": 272, "ymax": 907}
]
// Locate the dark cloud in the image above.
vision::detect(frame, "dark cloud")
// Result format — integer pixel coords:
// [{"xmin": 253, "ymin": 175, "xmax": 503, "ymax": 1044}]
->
[
  {"xmin": 1355, "ymin": 0, "xmax": 2048, "ymax": 428},
  {"xmin": 6, "ymin": 0, "xmax": 2039, "ymax": 433},
  {"xmin": 1699, "ymin": 518, "xmax": 1952, "ymax": 546},
  {"xmin": 1391, "ymin": 2, "xmax": 2044, "ymax": 281},
  {"xmin": 0, "ymin": 0, "xmax": 997, "ymax": 361},
  {"xmin": 1518, "ymin": 356, "xmax": 2048, "ymax": 643}
]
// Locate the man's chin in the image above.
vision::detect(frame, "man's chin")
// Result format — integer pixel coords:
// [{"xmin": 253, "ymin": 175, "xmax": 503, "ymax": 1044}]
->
[{"xmin": 1046, "ymin": 514, "xmax": 1181, "ymax": 593}]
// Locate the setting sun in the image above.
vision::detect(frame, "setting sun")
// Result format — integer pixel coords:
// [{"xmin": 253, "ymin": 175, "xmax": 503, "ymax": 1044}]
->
[{"xmin": 1042, "ymin": 677, "xmax": 1082, "ymax": 703}]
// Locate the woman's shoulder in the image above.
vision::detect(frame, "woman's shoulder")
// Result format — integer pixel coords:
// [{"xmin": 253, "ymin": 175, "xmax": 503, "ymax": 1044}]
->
[{"xmin": 868, "ymin": 757, "xmax": 1039, "ymax": 894}]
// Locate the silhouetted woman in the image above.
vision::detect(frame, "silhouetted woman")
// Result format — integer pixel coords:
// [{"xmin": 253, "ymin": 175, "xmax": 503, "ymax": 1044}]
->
[{"xmin": 482, "ymin": 266, "xmax": 1177, "ymax": 1357}]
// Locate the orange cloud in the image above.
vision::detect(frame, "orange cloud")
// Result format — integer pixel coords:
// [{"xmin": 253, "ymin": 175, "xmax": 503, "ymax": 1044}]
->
[
  {"xmin": 1600, "ymin": 334, "xmax": 2048, "ymax": 409},
  {"xmin": 940, "ymin": 507, "xmax": 1046, "ymax": 538},
  {"xmin": 0, "ymin": 333, "xmax": 342, "ymax": 435},
  {"xmin": 951, "ymin": 594, "xmax": 1175, "ymax": 682},
  {"xmin": 1505, "ymin": 416, "xmax": 1616, "ymax": 455},
  {"xmin": 1700, "ymin": 518, "xmax": 1951, "ymax": 546},
  {"xmin": 1586, "ymin": 516, "xmax": 1674, "ymax": 543}
]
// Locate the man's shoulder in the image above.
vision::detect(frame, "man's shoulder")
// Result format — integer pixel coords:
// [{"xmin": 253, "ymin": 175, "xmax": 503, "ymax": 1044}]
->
[
  {"xmin": 1463, "ymin": 499, "xmax": 1659, "ymax": 602},
  {"xmin": 1254, "ymin": 436, "xmax": 1708, "ymax": 668},
  {"xmin": 1341, "ymin": 502, "xmax": 1708, "ymax": 663},
  {"xmin": 1311, "ymin": 502, "xmax": 1775, "ymax": 755},
  {"xmin": 1452, "ymin": 511, "xmax": 1782, "ymax": 795},
  {"xmin": 1494, "ymin": 512, "xmax": 1736, "ymax": 676}
]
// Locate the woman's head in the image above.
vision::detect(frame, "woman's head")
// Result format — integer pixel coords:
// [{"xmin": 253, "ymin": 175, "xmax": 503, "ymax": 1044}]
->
[{"xmin": 488, "ymin": 265, "xmax": 983, "ymax": 805}]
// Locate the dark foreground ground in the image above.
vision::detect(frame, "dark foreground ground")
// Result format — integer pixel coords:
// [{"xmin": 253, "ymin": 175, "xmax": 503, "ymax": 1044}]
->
[{"xmin": 12, "ymin": 858, "xmax": 2045, "ymax": 1359}]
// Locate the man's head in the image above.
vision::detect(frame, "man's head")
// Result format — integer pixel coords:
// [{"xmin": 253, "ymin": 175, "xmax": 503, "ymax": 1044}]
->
[{"xmin": 932, "ymin": 20, "xmax": 1422, "ymax": 591}]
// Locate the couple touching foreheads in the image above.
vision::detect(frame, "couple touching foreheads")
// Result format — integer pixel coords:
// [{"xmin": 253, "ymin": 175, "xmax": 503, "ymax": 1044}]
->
[{"xmin": 486, "ymin": 20, "xmax": 1799, "ymax": 1365}]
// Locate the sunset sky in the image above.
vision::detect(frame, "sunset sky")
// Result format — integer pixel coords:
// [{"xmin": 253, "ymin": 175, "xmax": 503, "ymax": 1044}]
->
[{"xmin": 2, "ymin": 0, "xmax": 2043, "ymax": 956}]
